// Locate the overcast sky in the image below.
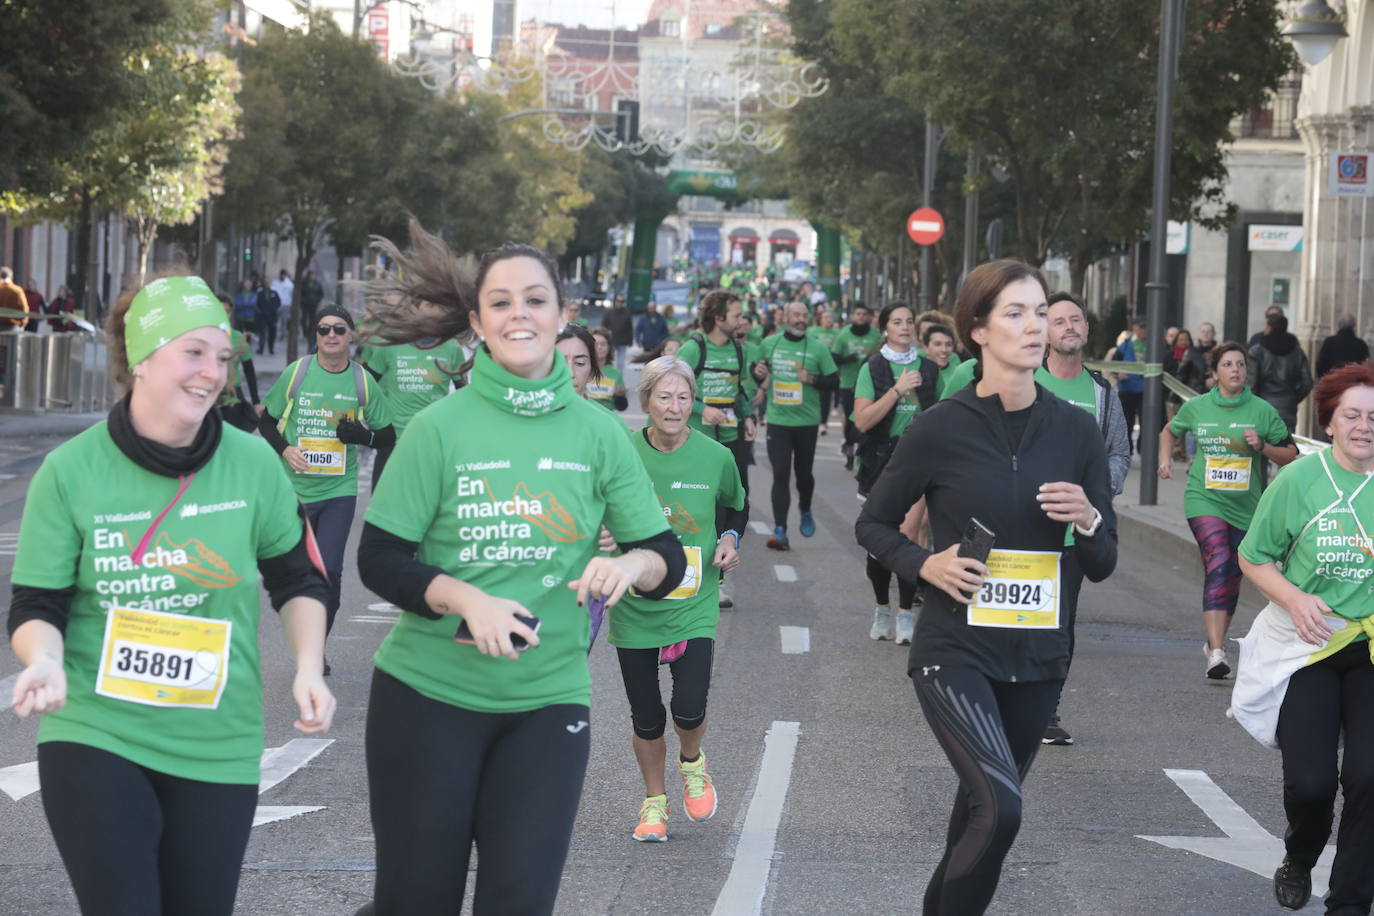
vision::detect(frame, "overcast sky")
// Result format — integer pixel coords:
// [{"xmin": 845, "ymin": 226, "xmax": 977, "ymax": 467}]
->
[{"xmin": 520, "ymin": 0, "xmax": 654, "ymax": 29}]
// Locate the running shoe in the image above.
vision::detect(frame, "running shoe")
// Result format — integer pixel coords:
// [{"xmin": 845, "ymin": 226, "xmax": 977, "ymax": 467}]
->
[
  {"xmin": 870, "ymin": 606, "xmax": 895, "ymax": 641},
  {"xmin": 720, "ymin": 591, "xmax": 734, "ymax": 609},
  {"xmin": 634, "ymin": 794, "xmax": 669, "ymax": 842},
  {"xmin": 767, "ymin": 526, "xmax": 790, "ymax": 550},
  {"xmin": 1205, "ymin": 646, "xmax": 1230, "ymax": 680},
  {"xmin": 800, "ymin": 511, "xmax": 816, "ymax": 537},
  {"xmin": 1042, "ymin": 723, "xmax": 1074, "ymax": 746},
  {"xmin": 1273, "ymin": 856, "xmax": 1312, "ymax": 910},
  {"xmin": 820, "ymin": 424, "xmax": 828, "ymax": 436},
  {"xmin": 894, "ymin": 610, "xmax": 915, "ymax": 645},
  {"xmin": 679, "ymin": 753, "xmax": 717, "ymax": 822}
]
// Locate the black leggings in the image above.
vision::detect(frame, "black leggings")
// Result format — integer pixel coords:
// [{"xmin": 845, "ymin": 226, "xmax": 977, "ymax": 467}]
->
[
  {"xmin": 304, "ymin": 494, "xmax": 356, "ymax": 634},
  {"xmin": 38, "ymin": 741, "xmax": 257, "ymax": 916},
  {"xmin": 1277, "ymin": 640, "xmax": 1374, "ymax": 913},
  {"xmin": 840, "ymin": 388, "xmax": 858, "ymax": 447},
  {"xmin": 766, "ymin": 423, "xmax": 819, "ymax": 528},
  {"xmin": 725, "ymin": 435, "xmax": 753, "ymax": 496},
  {"xmin": 370, "ymin": 442, "xmax": 394, "ymax": 494},
  {"xmin": 365, "ymin": 669, "xmax": 591, "ymax": 916},
  {"xmin": 616, "ymin": 638, "xmax": 714, "ymax": 740},
  {"xmin": 912, "ymin": 666, "xmax": 1062, "ymax": 915},
  {"xmin": 866, "ymin": 554, "xmax": 917, "ymax": 609},
  {"xmin": 819, "ymin": 386, "xmax": 833, "ymax": 425}
]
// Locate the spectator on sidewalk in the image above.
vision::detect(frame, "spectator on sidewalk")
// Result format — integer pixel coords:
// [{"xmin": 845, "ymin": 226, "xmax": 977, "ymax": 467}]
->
[
  {"xmin": 636, "ymin": 301, "xmax": 668, "ymax": 351},
  {"xmin": 1249, "ymin": 305, "xmax": 1283, "ymax": 349},
  {"xmin": 21, "ymin": 279, "xmax": 45, "ymax": 333},
  {"xmin": 1315, "ymin": 312, "xmax": 1369, "ymax": 379},
  {"xmin": 600, "ymin": 293, "xmax": 634, "ymax": 374},
  {"xmin": 299, "ymin": 269, "xmax": 324, "ymax": 340},
  {"xmin": 271, "ymin": 269, "xmax": 294, "ymax": 341},
  {"xmin": 44, "ymin": 285, "xmax": 78, "ymax": 333},
  {"xmin": 1248, "ymin": 314, "xmax": 1313, "ymax": 434},
  {"xmin": 0, "ymin": 267, "xmax": 30, "ymax": 329},
  {"xmin": 232, "ymin": 277, "xmax": 257, "ymax": 333},
  {"xmin": 1197, "ymin": 321, "xmax": 1218, "ymax": 355},
  {"xmin": 255, "ymin": 275, "xmax": 281, "ymax": 356},
  {"xmin": 1114, "ymin": 317, "xmax": 1147, "ymax": 454}
]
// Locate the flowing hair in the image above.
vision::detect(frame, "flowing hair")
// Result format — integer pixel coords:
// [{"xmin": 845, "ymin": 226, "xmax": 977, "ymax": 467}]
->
[{"xmin": 358, "ymin": 218, "xmax": 478, "ymax": 355}]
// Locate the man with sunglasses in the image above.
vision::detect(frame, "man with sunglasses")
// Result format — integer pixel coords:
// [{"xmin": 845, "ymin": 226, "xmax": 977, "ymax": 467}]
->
[{"xmin": 259, "ymin": 306, "xmax": 395, "ymax": 669}]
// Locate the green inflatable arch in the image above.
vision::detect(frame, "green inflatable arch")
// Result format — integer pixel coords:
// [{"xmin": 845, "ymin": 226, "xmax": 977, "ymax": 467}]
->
[{"xmin": 626, "ymin": 169, "xmax": 841, "ymax": 312}]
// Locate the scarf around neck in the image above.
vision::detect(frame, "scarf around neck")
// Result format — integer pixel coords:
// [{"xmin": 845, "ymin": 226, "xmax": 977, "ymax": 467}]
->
[
  {"xmin": 469, "ymin": 345, "xmax": 576, "ymax": 417},
  {"xmin": 1209, "ymin": 385, "xmax": 1253, "ymax": 409},
  {"xmin": 880, "ymin": 343, "xmax": 918, "ymax": 365},
  {"xmin": 108, "ymin": 392, "xmax": 221, "ymax": 477}
]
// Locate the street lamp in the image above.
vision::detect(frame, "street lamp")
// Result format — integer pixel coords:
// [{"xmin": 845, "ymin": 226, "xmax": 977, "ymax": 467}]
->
[{"xmin": 1281, "ymin": 0, "xmax": 1348, "ymax": 67}]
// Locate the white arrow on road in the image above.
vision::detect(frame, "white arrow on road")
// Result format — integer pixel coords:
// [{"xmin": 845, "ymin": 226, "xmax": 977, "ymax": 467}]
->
[
  {"xmin": 1, "ymin": 738, "xmax": 335, "ymax": 829},
  {"xmin": 1139, "ymin": 768, "xmax": 1335, "ymax": 899}
]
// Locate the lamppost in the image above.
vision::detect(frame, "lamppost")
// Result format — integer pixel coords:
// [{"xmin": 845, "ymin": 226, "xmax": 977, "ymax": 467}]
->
[{"xmin": 1281, "ymin": 0, "xmax": 1348, "ymax": 67}]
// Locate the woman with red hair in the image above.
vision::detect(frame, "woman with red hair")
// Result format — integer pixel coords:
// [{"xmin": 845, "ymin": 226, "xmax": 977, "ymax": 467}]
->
[{"xmin": 1232, "ymin": 361, "xmax": 1374, "ymax": 913}]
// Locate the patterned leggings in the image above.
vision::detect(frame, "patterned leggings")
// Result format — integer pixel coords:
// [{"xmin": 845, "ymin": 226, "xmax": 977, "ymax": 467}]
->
[{"xmin": 1186, "ymin": 515, "xmax": 1246, "ymax": 614}]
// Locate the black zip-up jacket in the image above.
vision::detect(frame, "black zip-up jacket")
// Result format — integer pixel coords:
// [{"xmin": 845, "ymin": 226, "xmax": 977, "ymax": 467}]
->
[{"xmin": 855, "ymin": 382, "xmax": 1117, "ymax": 683}]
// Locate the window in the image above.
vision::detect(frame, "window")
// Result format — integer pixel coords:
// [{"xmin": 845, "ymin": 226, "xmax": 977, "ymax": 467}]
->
[
  {"xmin": 705, "ymin": 23, "xmax": 721, "ymax": 36},
  {"xmin": 662, "ymin": 18, "xmax": 680, "ymax": 37}
]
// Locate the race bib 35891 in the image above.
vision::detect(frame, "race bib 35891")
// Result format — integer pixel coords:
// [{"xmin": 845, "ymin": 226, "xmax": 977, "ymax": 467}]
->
[{"xmin": 95, "ymin": 606, "xmax": 231, "ymax": 709}]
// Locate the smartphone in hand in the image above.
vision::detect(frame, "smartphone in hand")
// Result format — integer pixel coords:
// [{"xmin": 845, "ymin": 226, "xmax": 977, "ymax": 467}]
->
[
  {"xmin": 955, "ymin": 518, "xmax": 996, "ymax": 605},
  {"xmin": 454, "ymin": 614, "xmax": 541, "ymax": 652}
]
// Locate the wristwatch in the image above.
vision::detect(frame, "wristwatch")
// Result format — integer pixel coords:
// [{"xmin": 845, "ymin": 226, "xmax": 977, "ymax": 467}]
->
[{"xmin": 1074, "ymin": 508, "xmax": 1103, "ymax": 537}]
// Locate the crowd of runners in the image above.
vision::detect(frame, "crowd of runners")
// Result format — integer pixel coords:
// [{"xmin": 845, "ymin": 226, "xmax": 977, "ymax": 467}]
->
[{"xmin": 6, "ymin": 219, "xmax": 1374, "ymax": 916}]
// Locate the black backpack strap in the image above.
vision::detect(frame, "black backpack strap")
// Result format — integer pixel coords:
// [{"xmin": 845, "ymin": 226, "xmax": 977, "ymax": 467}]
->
[
  {"xmin": 863, "ymin": 352, "xmax": 898, "ymax": 441},
  {"xmin": 690, "ymin": 333, "xmax": 708, "ymax": 375}
]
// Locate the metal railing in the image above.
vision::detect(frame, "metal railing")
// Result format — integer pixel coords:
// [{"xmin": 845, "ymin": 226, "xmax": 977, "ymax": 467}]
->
[{"xmin": 0, "ymin": 330, "xmax": 117, "ymax": 414}]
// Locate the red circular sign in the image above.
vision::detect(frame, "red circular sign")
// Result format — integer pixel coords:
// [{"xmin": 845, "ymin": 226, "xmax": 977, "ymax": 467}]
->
[{"xmin": 906, "ymin": 207, "xmax": 945, "ymax": 246}]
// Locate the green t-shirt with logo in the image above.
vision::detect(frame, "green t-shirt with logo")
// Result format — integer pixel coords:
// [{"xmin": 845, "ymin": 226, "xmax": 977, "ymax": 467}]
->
[
  {"xmin": 761, "ymin": 334, "xmax": 838, "ymax": 427},
  {"xmin": 1035, "ymin": 366, "xmax": 1098, "ymax": 416},
  {"xmin": 359, "ymin": 340, "xmax": 464, "ymax": 434},
  {"xmin": 853, "ymin": 358, "xmax": 923, "ymax": 439},
  {"xmin": 366, "ymin": 350, "xmax": 671, "ymax": 713},
  {"xmin": 831, "ymin": 326, "xmax": 879, "ymax": 389},
  {"xmin": 1240, "ymin": 449, "xmax": 1374, "ymax": 623},
  {"xmin": 219, "ymin": 329, "xmax": 254, "ymax": 407},
  {"xmin": 610, "ymin": 429, "xmax": 745, "ymax": 649},
  {"xmin": 585, "ymin": 365, "xmax": 624, "ymax": 412},
  {"xmin": 678, "ymin": 335, "xmax": 748, "ymax": 443},
  {"xmin": 263, "ymin": 357, "xmax": 394, "ymax": 504},
  {"xmin": 12, "ymin": 425, "xmax": 302, "ymax": 784},
  {"xmin": 807, "ymin": 325, "xmax": 838, "ymax": 353},
  {"xmin": 939, "ymin": 357, "xmax": 977, "ymax": 400},
  {"xmin": 1170, "ymin": 387, "xmax": 1291, "ymax": 530}
]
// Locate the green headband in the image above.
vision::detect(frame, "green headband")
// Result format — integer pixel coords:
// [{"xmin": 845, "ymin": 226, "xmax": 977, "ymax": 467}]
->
[{"xmin": 125, "ymin": 276, "xmax": 230, "ymax": 367}]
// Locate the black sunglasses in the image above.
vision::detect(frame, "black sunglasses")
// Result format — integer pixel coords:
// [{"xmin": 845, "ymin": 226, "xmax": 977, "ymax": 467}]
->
[{"xmin": 316, "ymin": 324, "xmax": 350, "ymax": 336}]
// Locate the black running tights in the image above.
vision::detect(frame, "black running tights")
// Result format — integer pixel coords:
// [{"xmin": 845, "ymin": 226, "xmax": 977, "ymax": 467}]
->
[
  {"xmin": 1277, "ymin": 640, "xmax": 1374, "ymax": 913},
  {"xmin": 766, "ymin": 423, "xmax": 818, "ymax": 529},
  {"xmin": 38, "ymin": 741, "xmax": 257, "ymax": 916},
  {"xmin": 866, "ymin": 554, "xmax": 917, "ymax": 609},
  {"xmin": 365, "ymin": 669, "xmax": 591, "ymax": 915},
  {"xmin": 912, "ymin": 666, "xmax": 1062, "ymax": 915}
]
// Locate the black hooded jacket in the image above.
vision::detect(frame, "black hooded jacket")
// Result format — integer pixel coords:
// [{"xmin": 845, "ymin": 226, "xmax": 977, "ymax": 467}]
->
[
  {"xmin": 1248, "ymin": 332, "xmax": 1312, "ymax": 430},
  {"xmin": 855, "ymin": 382, "xmax": 1117, "ymax": 682}
]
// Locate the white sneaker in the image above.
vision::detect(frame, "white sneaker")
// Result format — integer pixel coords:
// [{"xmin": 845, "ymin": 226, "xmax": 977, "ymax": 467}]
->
[
  {"xmin": 1205, "ymin": 646, "xmax": 1231, "ymax": 680},
  {"xmin": 870, "ymin": 606, "xmax": 895, "ymax": 641},
  {"xmin": 895, "ymin": 610, "xmax": 916, "ymax": 646}
]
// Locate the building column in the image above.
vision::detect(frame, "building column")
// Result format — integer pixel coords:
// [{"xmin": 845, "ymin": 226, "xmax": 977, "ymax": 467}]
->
[{"xmin": 1296, "ymin": 113, "xmax": 1347, "ymax": 434}]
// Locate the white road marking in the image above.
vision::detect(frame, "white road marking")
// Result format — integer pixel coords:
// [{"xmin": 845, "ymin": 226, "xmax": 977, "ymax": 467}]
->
[
  {"xmin": 749, "ymin": 521, "xmax": 772, "ymax": 536},
  {"xmin": 253, "ymin": 805, "xmax": 326, "ymax": 827},
  {"xmin": 0, "ymin": 532, "xmax": 17, "ymax": 555},
  {"xmin": 259, "ymin": 739, "xmax": 333, "ymax": 795},
  {"xmin": 1139, "ymin": 768, "xmax": 1335, "ymax": 897},
  {"xmin": 779, "ymin": 626, "xmax": 810, "ymax": 654},
  {"xmin": 711, "ymin": 721, "xmax": 802, "ymax": 916},
  {"xmin": 0, "ymin": 761, "xmax": 39, "ymax": 801},
  {"xmin": 0, "ymin": 673, "xmax": 17, "ymax": 712},
  {"xmin": 351, "ymin": 615, "xmax": 401, "ymax": 624},
  {"xmin": 773, "ymin": 565, "xmax": 798, "ymax": 583},
  {"xmin": 366, "ymin": 602, "xmax": 396, "ymax": 611}
]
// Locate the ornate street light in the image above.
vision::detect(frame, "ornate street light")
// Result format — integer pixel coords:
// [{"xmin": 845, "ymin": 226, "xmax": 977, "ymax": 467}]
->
[{"xmin": 1281, "ymin": 0, "xmax": 1348, "ymax": 67}]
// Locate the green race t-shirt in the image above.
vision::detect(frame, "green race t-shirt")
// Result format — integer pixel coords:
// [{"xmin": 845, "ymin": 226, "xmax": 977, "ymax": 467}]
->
[
  {"xmin": 1170, "ymin": 387, "xmax": 1291, "ymax": 530},
  {"xmin": 610, "ymin": 429, "xmax": 745, "ymax": 649},
  {"xmin": 1035, "ymin": 367, "xmax": 1098, "ymax": 416},
  {"xmin": 585, "ymin": 365, "xmax": 623, "ymax": 411},
  {"xmin": 1240, "ymin": 449, "xmax": 1374, "ymax": 622},
  {"xmin": 366, "ymin": 352, "xmax": 671, "ymax": 713},
  {"xmin": 359, "ymin": 340, "xmax": 464, "ymax": 434},
  {"xmin": 831, "ymin": 326, "xmax": 878, "ymax": 389},
  {"xmin": 807, "ymin": 325, "xmax": 838, "ymax": 353},
  {"xmin": 678, "ymin": 335, "xmax": 748, "ymax": 443},
  {"xmin": 853, "ymin": 358, "xmax": 923, "ymax": 439},
  {"xmin": 12, "ymin": 425, "xmax": 302, "ymax": 784},
  {"xmin": 761, "ymin": 334, "xmax": 838, "ymax": 427},
  {"xmin": 939, "ymin": 357, "xmax": 978, "ymax": 400},
  {"xmin": 263, "ymin": 357, "xmax": 394, "ymax": 503}
]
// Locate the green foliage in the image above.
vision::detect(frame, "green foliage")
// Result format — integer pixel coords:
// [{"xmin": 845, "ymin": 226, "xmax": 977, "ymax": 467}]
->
[{"xmin": 562, "ymin": 148, "xmax": 675, "ymax": 263}]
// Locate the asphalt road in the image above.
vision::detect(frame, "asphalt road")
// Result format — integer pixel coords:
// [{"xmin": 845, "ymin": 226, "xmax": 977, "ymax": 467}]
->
[{"xmin": 0, "ymin": 394, "xmax": 1330, "ymax": 915}]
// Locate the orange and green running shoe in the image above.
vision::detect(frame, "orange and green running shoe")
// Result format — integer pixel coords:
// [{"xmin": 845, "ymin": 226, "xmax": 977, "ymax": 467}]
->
[
  {"xmin": 679, "ymin": 752, "xmax": 717, "ymax": 822},
  {"xmin": 634, "ymin": 794, "xmax": 669, "ymax": 842}
]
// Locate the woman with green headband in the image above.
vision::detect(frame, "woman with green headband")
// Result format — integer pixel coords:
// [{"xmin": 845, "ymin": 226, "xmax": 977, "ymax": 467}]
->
[{"xmin": 6, "ymin": 274, "xmax": 336, "ymax": 916}]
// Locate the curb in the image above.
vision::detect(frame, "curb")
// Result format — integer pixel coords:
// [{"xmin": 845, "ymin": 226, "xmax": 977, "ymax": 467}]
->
[{"xmin": 1115, "ymin": 505, "xmax": 1267, "ymax": 609}]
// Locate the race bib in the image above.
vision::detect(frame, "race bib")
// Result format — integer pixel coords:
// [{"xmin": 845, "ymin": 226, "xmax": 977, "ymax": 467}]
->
[
  {"xmin": 967, "ymin": 549, "xmax": 1060, "ymax": 629},
  {"xmin": 1205, "ymin": 455, "xmax": 1250, "ymax": 490},
  {"xmin": 297, "ymin": 436, "xmax": 346, "ymax": 476},
  {"xmin": 95, "ymin": 607, "xmax": 231, "ymax": 709},
  {"xmin": 773, "ymin": 381, "xmax": 802, "ymax": 405},
  {"xmin": 635, "ymin": 545, "xmax": 702, "ymax": 600},
  {"xmin": 586, "ymin": 380, "xmax": 614, "ymax": 401}
]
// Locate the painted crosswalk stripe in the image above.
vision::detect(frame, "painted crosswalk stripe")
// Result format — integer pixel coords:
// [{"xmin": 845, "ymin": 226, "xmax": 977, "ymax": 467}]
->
[
  {"xmin": 779, "ymin": 626, "xmax": 810, "ymax": 654},
  {"xmin": 773, "ymin": 565, "xmax": 798, "ymax": 583},
  {"xmin": 0, "ymin": 673, "xmax": 16, "ymax": 712},
  {"xmin": 259, "ymin": 739, "xmax": 333, "ymax": 794},
  {"xmin": 711, "ymin": 721, "xmax": 802, "ymax": 916},
  {"xmin": 749, "ymin": 521, "xmax": 772, "ymax": 536}
]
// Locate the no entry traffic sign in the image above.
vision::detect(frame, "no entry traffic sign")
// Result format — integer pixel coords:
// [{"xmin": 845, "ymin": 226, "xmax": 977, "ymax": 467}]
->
[{"xmin": 907, "ymin": 208, "xmax": 944, "ymax": 246}]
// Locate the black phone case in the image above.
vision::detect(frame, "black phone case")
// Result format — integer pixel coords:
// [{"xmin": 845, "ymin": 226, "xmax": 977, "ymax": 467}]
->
[{"xmin": 454, "ymin": 614, "xmax": 540, "ymax": 651}]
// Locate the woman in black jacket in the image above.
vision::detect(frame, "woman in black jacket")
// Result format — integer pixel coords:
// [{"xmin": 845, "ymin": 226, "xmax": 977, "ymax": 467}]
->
[{"xmin": 855, "ymin": 259, "xmax": 1117, "ymax": 916}]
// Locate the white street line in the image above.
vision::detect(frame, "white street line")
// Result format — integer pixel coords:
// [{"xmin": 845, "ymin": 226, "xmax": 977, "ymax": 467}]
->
[
  {"xmin": 749, "ymin": 521, "xmax": 772, "ymax": 536},
  {"xmin": 351, "ymin": 616, "xmax": 401, "ymax": 624},
  {"xmin": 1138, "ymin": 768, "xmax": 1335, "ymax": 897},
  {"xmin": 773, "ymin": 565, "xmax": 798, "ymax": 583},
  {"xmin": 259, "ymin": 738, "xmax": 333, "ymax": 795},
  {"xmin": 0, "ymin": 673, "xmax": 17, "ymax": 712},
  {"xmin": 711, "ymin": 721, "xmax": 802, "ymax": 916},
  {"xmin": 779, "ymin": 626, "xmax": 810, "ymax": 654},
  {"xmin": 254, "ymin": 805, "xmax": 326, "ymax": 827},
  {"xmin": 0, "ymin": 761, "xmax": 39, "ymax": 802},
  {"xmin": 366, "ymin": 602, "xmax": 397, "ymax": 612}
]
